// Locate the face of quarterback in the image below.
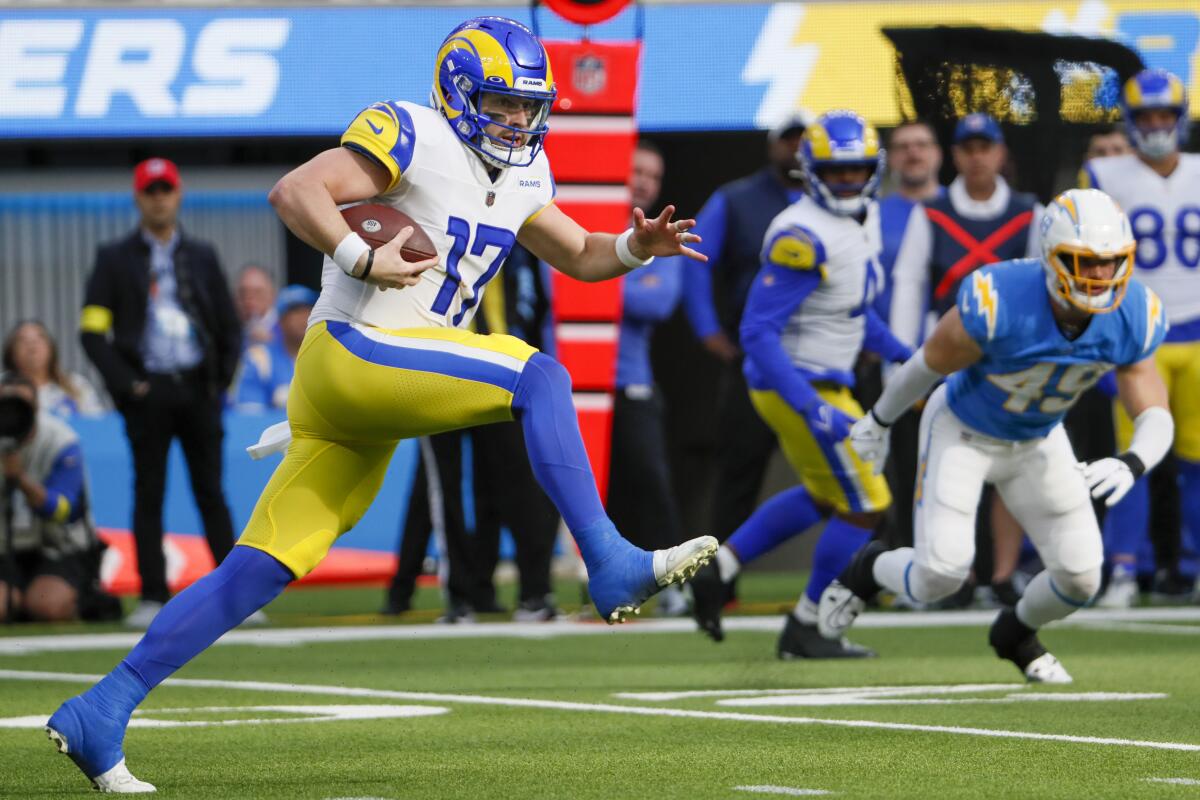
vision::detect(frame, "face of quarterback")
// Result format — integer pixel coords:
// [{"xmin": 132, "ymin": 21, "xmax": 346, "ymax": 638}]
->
[
  {"xmin": 1086, "ymin": 131, "xmax": 1132, "ymax": 160},
  {"xmin": 136, "ymin": 180, "xmax": 182, "ymax": 233},
  {"xmin": 952, "ymin": 138, "xmax": 1005, "ymax": 187},
  {"xmin": 889, "ymin": 124, "xmax": 941, "ymax": 187},
  {"xmin": 817, "ymin": 164, "xmax": 872, "ymax": 197},
  {"xmin": 629, "ymin": 146, "xmax": 664, "ymax": 212},
  {"xmin": 478, "ymin": 92, "xmax": 536, "ymax": 149}
]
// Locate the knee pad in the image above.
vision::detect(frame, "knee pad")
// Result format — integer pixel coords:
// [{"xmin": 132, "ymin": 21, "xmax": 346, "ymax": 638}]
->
[
  {"xmin": 907, "ymin": 561, "xmax": 969, "ymax": 603},
  {"xmin": 1049, "ymin": 566, "xmax": 1102, "ymax": 605}
]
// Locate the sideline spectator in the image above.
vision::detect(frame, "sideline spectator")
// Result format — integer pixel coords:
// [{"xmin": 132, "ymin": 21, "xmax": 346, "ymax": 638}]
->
[
  {"xmin": 236, "ymin": 265, "xmax": 279, "ymax": 347},
  {"xmin": 234, "ymin": 284, "xmax": 316, "ymax": 411},
  {"xmin": 608, "ymin": 139, "xmax": 689, "ymax": 616},
  {"xmin": 79, "ymin": 157, "xmax": 242, "ymax": 629},
  {"xmin": 0, "ymin": 375, "xmax": 102, "ymax": 622},
  {"xmin": 1084, "ymin": 124, "xmax": 1133, "ymax": 160},
  {"xmin": 865, "ymin": 120, "xmax": 944, "ymax": 550},
  {"xmin": 3, "ymin": 320, "xmax": 106, "ymax": 418}
]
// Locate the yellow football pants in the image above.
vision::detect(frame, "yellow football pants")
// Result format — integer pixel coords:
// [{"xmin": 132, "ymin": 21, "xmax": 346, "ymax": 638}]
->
[
  {"xmin": 238, "ymin": 321, "xmax": 537, "ymax": 577},
  {"xmin": 750, "ymin": 384, "xmax": 891, "ymax": 515}
]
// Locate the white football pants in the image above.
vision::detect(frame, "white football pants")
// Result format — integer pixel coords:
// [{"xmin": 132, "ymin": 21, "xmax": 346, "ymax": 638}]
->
[{"xmin": 874, "ymin": 385, "xmax": 1102, "ymax": 627}]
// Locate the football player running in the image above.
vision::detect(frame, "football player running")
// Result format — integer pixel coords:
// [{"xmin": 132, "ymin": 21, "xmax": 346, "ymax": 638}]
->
[
  {"xmin": 691, "ymin": 111, "xmax": 912, "ymax": 656},
  {"xmin": 818, "ymin": 189, "xmax": 1172, "ymax": 683},
  {"xmin": 46, "ymin": 17, "xmax": 716, "ymax": 793},
  {"xmin": 1081, "ymin": 69, "xmax": 1200, "ymax": 603}
]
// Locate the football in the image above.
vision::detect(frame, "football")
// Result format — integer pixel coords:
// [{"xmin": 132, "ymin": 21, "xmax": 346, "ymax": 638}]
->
[{"xmin": 340, "ymin": 203, "xmax": 438, "ymax": 262}]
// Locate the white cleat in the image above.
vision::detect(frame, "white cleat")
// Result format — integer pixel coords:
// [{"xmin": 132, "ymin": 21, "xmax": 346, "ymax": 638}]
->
[
  {"xmin": 92, "ymin": 759, "xmax": 157, "ymax": 794},
  {"xmin": 653, "ymin": 536, "xmax": 719, "ymax": 589},
  {"xmin": 45, "ymin": 727, "xmax": 156, "ymax": 794},
  {"xmin": 1024, "ymin": 652, "xmax": 1073, "ymax": 684},
  {"xmin": 817, "ymin": 580, "xmax": 866, "ymax": 640}
]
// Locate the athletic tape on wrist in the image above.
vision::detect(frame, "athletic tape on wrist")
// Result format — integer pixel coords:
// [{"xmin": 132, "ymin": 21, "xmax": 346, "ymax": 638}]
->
[
  {"xmin": 333, "ymin": 232, "xmax": 370, "ymax": 278},
  {"xmin": 616, "ymin": 228, "xmax": 654, "ymax": 269}
]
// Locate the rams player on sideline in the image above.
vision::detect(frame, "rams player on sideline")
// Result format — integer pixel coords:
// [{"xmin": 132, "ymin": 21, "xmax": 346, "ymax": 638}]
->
[
  {"xmin": 1081, "ymin": 69, "xmax": 1200, "ymax": 601},
  {"xmin": 819, "ymin": 189, "xmax": 1173, "ymax": 683},
  {"xmin": 691, "ymin": 111, "xmax": 913, "ymax": 657},
  {"xmin": 45, "ymin": 17, "xmax": 716, "ymax": 792}
]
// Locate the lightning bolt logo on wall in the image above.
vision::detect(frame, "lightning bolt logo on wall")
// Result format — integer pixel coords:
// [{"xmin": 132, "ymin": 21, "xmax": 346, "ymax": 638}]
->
[{"xmin": 741, "ymin": 0, "xmax": 1200, "ymax": 126}]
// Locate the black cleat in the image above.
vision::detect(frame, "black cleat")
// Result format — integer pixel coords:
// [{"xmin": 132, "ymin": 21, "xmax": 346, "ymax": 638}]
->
[
  {"xmin": 691, "ymin": 562, "xmax": 731, "ymax": 643},
  {"xmin": 777, "ymin": 613, "xmax": 877, "ymax": 660}
]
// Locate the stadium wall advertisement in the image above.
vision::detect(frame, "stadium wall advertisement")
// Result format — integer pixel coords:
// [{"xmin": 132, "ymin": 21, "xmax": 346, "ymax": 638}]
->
[{"xmin": 0, "ymin": 1, "xmax": 1195, "ymax": 137}]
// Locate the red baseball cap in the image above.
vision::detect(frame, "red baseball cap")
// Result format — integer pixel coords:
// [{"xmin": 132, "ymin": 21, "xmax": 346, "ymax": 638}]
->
[{"xmin": 133, "ymin": 158, "xmax": 181, "ymax": 192}]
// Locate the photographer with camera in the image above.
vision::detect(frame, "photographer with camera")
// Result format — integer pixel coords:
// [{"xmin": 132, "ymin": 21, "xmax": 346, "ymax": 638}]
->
[{"xmin": 0, "ymin": 373, "xmax": 104, "ymax": 622}]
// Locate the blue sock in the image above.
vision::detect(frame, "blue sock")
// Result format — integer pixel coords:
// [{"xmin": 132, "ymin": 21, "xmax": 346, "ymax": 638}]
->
[
  {"xmin": 804, "ymin": 518, "xmax": 872, "ymax": 603},
  {"xmin": 726, "ymin": 485, "xmax": 821, "ymax": 565},
  {"xmin": 1102, "ymin": 476, "xmax": 1149, "ymax": 567},
  {"xmin": 120, "ymin": 546, "xmax": 293, "ymax": 693},
  {"xmin": 511, "ymin": 353, "xmax": 611, "ymax": 541}
]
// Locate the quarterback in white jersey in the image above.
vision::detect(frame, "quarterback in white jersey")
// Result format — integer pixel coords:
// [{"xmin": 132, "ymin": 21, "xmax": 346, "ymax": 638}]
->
[
  {"xmin": 45, "ymin": 17, "xmax": 718, "ymax": 793},
  {"xmin": 311, "ymin": 99, "xmax": 556, "ymax": 330}
]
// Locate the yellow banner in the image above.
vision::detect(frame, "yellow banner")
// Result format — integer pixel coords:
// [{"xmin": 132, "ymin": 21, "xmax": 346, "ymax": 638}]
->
[{"xmin": 762, "ymin": 1, "xmax": 1200, "ymax": 125}]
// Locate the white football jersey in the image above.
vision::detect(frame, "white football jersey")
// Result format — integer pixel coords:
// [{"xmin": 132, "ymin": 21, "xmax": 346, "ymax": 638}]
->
[
  {"xmin": 310, "ymin": 100, "xmax": 556, "ymax": 330},
  {"xmin": 760, "ymin": 194, "xmax": 880, "ymax": 376},
  {"xmin": 1083, "ymin": 153, "xmax": 1200, "ymax": 325}
]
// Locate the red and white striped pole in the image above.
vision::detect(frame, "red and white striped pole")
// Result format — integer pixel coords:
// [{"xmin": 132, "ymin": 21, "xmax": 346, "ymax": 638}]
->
[{"xmin": 541, "ymin": 38, "xmax": 641, "ymax": 502}]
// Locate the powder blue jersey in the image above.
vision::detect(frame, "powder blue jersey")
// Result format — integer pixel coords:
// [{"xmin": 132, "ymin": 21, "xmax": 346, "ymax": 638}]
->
[{"xmin": 946, "ymin": 259, "xmax": 1167, "ymax": 441}]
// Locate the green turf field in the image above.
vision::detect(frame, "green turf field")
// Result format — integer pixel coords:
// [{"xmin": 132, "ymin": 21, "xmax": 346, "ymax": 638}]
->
[{"xmin": 1, "ymin": 576, "xmax": 1198, "ymax": 799}]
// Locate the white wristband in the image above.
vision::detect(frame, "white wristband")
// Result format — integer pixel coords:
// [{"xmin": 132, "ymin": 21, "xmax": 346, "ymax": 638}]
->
[
  {"xmin": 616, "ymin": 228, "xmax": 654, "ymax": 269},
  {"xmin": 333, "ymin": 232, "xmax": 370, "ymax": 278}
]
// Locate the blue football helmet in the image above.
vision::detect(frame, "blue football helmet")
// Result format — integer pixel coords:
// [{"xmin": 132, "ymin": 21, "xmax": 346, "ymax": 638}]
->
[
  {"xmin": 799, "ymin": 110, "xmax": 885, "ymax": 217},
  {"xmin": 1121, "ymin": 69, "xmax": 1189, "ymax": 160},
  {"xmin": 432, "ymin": 17, "xmax": 557, "ymax": 169}
]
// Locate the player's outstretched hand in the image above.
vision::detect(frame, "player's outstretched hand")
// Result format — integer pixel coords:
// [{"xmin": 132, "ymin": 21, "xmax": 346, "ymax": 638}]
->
[
  {"xmin": 367, "ymin": 226, "xmax": 440, "ymax": 291},
  {"xmin": 849, "ymin": 411, "xmax": 890, "ymax": 475},
  {"xmin": 631, "ymin": 205, "xmax": 707, "ymax": 262},
  {"xmin": 801, "ymin": 400, "xmax": 856, "ymax": 448},
  {"xmin": 1079, "ymin": 457, "xmax": 1137, "ymax": 507}
]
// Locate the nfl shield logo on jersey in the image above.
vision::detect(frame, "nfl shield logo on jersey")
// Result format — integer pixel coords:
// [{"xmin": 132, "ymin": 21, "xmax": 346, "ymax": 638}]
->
[
  {"xmin": 574, "ymin": 54, "xmax": 607, "ymax": 96},
  {"xmin": 486, "ymin": 191, "xmax": 496, "ymax": 207}
]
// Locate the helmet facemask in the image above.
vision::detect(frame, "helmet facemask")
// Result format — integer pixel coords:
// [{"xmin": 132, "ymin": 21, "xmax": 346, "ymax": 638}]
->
[
  {"xmin": 806, "ymin": 159, "xmax": 883, "ymax": 217},
  {"xmin": 1046, "ymin": 245, "xmax": 1134, "ymax": 314}
]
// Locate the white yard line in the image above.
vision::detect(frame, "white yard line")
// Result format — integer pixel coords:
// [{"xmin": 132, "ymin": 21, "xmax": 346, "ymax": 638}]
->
[
  {"xmin": 1, "ymin": 607, "xmax": 1198, "ymax": 655},
  {"xmin": 2, "ymin": 669, "xmax": 1198, "ymax": 753},
  {"xmin": 1144, "ymin": 777, "xmax": 1200, "ymax": 786},
  {"xmin": 733, "ymin": 787, "xmax": 833, "ymax": 796}
]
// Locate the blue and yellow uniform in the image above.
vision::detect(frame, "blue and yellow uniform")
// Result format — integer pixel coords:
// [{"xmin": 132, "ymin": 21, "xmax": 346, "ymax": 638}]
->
[
  {"xmin": 948, "ymin": 259, "xmax": 1167, "ymax": 440},
  {"xmin": 240, "ymin": 47, "xmax": 557, "ymax": 578},
  {"xmin": 740, "ymin": 195, "xmax": 906, "ymax": 514}
]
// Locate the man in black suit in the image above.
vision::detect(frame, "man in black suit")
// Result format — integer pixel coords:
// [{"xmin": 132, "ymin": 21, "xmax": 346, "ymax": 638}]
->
[{"xmin": 80, "ymin": 158, "xmax": 242, "ymax": 628}]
